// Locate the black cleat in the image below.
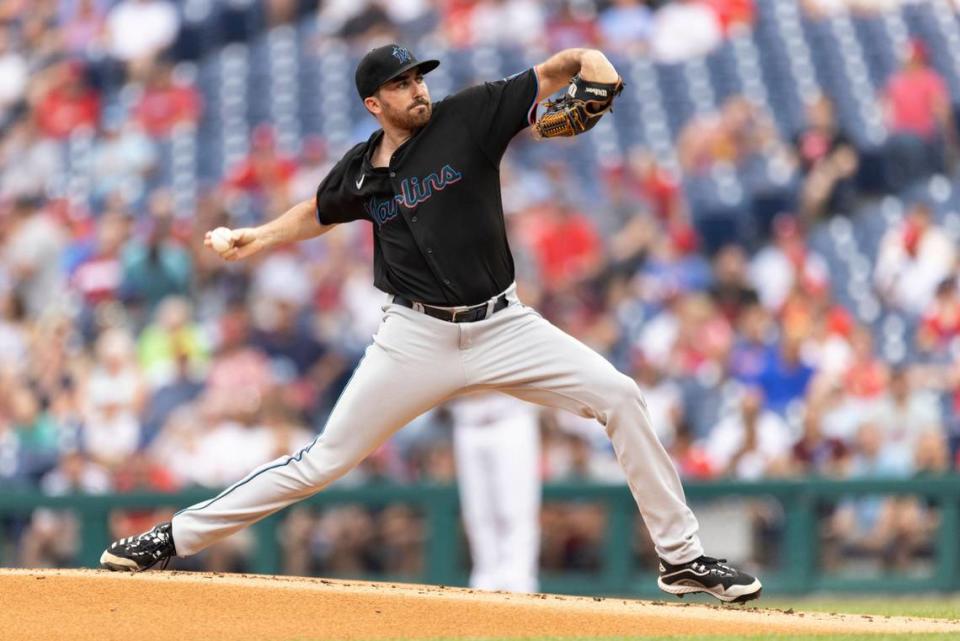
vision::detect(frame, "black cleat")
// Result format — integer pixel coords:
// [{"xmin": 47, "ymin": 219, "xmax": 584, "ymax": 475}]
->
[
  {"xmin": 100, "ymin": 521, "xmax": 176, "ymax": 572},
  {"xmin": 657, "ymin": 555, "xmax": 762, "ymax": 603}
]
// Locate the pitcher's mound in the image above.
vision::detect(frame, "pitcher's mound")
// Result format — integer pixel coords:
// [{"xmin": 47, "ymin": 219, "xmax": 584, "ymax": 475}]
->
[{"xmin": 3, "ymin": 569, "xmax": 958, "ymax": 640}]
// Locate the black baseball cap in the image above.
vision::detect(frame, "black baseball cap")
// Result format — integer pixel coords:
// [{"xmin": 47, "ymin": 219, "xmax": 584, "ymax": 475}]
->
[{"xmin": 355, "ymin": 44, "xmax": 439, "ymax": 100}]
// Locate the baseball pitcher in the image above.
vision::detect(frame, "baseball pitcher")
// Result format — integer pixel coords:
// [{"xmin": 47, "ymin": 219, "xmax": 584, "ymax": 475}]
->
[{"xmin": 100, "ymin": 44, "xmax": 762, "ymax": 603}]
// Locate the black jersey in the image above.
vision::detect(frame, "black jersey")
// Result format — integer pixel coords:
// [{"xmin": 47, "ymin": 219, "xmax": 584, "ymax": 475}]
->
[{"xmin": 315, "ymin": 67, "xmax": 540, "ymax": 306}]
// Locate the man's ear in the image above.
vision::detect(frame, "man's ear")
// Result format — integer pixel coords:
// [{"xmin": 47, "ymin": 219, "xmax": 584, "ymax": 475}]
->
[{"xmin": 364, "ymin": 95, "xmax": 381, "ymax": 116}]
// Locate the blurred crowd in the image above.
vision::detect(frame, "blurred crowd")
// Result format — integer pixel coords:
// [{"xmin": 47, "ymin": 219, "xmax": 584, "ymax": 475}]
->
[{"xmin": 0, "ymin": 0, "xmax": 958, "ymax": 578}]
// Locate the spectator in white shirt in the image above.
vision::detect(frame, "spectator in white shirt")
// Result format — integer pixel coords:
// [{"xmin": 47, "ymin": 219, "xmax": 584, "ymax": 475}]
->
[
  {"xmin": 81, "ymin": 328, "xmax": 148, "ymax": 468},
  {"xmin": 871, "ymin": 366, "xmax": 942, "ymax": 453},
  {"xmin": 107, "ymin": 0, "xmax": 179, "ymax": 76},
  {"xmin": 705, "ymin": 387, "xmax": 794, "ymax": 479},
  {"xmin": 0, "ymin": 29, "xmax": 27, "ymax": 124},
  {"xmin": 1, "ymin": 198, "xmax": 67, "ymax": 319},
  {"xmin": 470, "ymin": 0, "xmax": 545, "ymax": 48},
  {"xmin": 749, "ymin": 215, "xmax": 829, "ymax": 313},
  {"xmin": 875, "ymin": 203, "xmax": 955, "ymax": 316},
  {"xmin": 0, "ymin": 119, "xmax": 63, "ymax": 202},
  {"xmin": 650, "ymin": 0, "xmax": 722, "ymax": 63}
]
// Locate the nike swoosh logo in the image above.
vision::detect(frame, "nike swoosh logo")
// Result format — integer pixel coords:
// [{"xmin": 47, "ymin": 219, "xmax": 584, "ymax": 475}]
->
[{"xmin": 355, "ymin": 173, "xmax": 365, "ymax": 189}]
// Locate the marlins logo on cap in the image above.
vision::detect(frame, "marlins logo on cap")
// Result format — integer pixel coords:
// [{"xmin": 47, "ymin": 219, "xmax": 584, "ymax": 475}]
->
[{"xmin": 392, "ymin": 46, "xmax": 412, "ymax": 64}]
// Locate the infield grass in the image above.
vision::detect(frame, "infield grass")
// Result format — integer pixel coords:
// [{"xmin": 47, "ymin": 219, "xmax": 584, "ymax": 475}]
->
[
  {"xmin": 290, "ymin": 631, "xmax": 960, "ymax": 640},
  {"xmin": 759, "ymin": 597, "xmax": 960, "ymax": 620},
  {"xmin": 287, "ymin": 599, "xmax": 960, "ymax": 641},
  {"xmin": 473, "ymin": 636, "xmax": 960, "ymax": 640}
]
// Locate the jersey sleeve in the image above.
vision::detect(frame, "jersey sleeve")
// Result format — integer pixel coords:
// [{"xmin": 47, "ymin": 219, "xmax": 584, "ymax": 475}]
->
[
  {"xmin": 315, "ymin": 146, "xmax": 367, "ymax": 225},
  {"xmin": 447, "ymin": 67, "xmax": 540, "ymax": 161}
]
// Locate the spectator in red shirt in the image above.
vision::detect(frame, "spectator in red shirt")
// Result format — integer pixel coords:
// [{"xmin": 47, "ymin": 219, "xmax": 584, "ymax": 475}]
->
[
  {"xmin": 883, "ymin": 40, "xmax": 951, "ymax": 142},
  {"xmin": 626, "ymin": 148, "xmax": 683, "ymax": 222},
  {"xmin": 671, "ymin": 422, "xmax": 716, "ymax": 479},
  {"xmin": 843, "ymin": 326, "xmax": 889, "ymax": 400},
  {"xmin": 531, "ymin": 198, "xmax": 602, "ymax": 291},
  {"xmin": 35, "ymin": 60, "xmax": 100, "ymax": 139},
  {"xmin": 134, "ymin": 62, "xmax": 202, "ymax": 138},
  {"xmin": 700, "ymin": 0, "xmax": 755, "ymax": 33},
  {"xmin": 882, "ymin": 39, "xmax": 955, "ymax": 178},
  {"xmin": 225, "ymin": 124, "xmax": 298, "ymax": 214},
  {"xmin": 917, "ymin": 277, "xmax": 960, "ymax": 354},
  {"xmin": 440, "ymin": 0, "xmax": 479, "ymax": 48}
]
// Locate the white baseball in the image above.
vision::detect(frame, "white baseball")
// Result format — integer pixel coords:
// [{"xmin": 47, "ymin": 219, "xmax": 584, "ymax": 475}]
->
[{"xmin": 211, "ymin": 227, "xmax": 234, "ymax": 253}]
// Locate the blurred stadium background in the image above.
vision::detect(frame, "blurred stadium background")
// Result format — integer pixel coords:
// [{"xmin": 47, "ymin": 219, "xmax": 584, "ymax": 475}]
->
[{"xmin": 1, "ymin": 0, "xmax": 960, "ymax": 598}]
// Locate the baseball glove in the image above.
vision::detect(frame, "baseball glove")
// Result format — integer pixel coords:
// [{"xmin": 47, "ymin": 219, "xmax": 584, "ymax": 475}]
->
[{"xmin": 534, "ymin": 75, "xmax": 625, "ymax": 139}]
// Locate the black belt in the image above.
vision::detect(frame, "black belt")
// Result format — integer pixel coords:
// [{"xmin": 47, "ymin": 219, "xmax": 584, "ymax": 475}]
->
[{"xmin": 393, "ymin": 294, "xmax": 509, "ymax": 323}]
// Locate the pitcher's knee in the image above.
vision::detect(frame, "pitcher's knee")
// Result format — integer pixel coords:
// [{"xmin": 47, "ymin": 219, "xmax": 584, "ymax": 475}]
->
[
  {"xmin": 608, "ymin": 373, "xmax": 643, "ymax": 408},
  {"xmin": 593, "ymin": 373, "xmax": 647, "ymax": 423},
  {"xmin": 295, "ymin": 442, "xmax": 360, "ymax": 489}
]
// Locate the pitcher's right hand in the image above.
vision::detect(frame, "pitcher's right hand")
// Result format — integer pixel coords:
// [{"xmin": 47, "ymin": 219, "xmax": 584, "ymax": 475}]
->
[{"xmin": 204, "ymin": 227, "xmax": 264, "ymax": 261}]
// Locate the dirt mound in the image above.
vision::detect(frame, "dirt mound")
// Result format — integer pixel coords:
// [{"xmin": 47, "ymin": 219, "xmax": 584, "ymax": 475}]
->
[{"xmin": 3, "ymin": 569, "xmax": 958, "ymax": 640}]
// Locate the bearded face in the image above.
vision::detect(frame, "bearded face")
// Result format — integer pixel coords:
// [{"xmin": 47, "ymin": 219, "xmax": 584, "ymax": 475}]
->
[
  {"xmin": 366, "ymin": 70, "xmax": 432, "ymax": 132},
  {"xmin": 380, "ymin": 94, "xmax": 432, "ymax": 130}
]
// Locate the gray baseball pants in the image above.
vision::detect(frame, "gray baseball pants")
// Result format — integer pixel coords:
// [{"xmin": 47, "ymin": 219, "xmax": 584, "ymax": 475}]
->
[{"xmin": 171, "ymin": 284, "xmax": 704, "ymax": 564}]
